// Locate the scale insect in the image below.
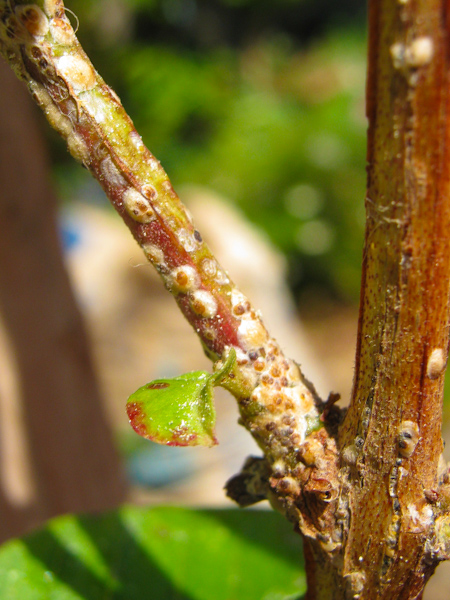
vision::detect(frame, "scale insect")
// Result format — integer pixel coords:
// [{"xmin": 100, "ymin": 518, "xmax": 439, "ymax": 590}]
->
[{"xmin": 398, "ymin": 421, "xmax": 420, "ymax": 458}]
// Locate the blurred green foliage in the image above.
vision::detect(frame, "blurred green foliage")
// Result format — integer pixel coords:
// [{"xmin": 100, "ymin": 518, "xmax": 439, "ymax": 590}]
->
[
  {"xmin": 55, "ymin": 0, "xmax": 367, "ymax": 300},
  {"xmin": 0, "ymin": 506, "xmax": 306, "ymax": 599}
]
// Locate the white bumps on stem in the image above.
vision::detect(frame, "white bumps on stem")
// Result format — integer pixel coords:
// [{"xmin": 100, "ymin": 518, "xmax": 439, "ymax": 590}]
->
[
  {"xmin": 345, "ymin": 571, "xmax": 366, "ymax": 599},
  {"xmin": 237, "ymin": 318, "xmax": 267, "ymax": 351},
  {"xmin": 43, "ymin": 0, "xmax": 60, "ymax": 18},
  {"xmin": 142, "ymin": 244, "xmax": 165, "ymax": 268},
  {"xmin": 390, "ymin": 43, "xmax": 405, "ymax": 70},
  {"xmin": 123, "ymin": 188, "xmax": 155, "ymax": 223},
  {"xmin": 56, "ymin": 54, "xmax": 96, "ymax": 92},
  {"xmin": 427, "ymin": 348, "xmax": 446, "ymax": 380},
  {"xmin": 243, "ymin": 342, "xmax": 319, "ymax": 458},
  {"xmin": 406, "ymin": 503, "xmax": 434, "ymax": 533},
  {"xmin": 15, "ymin": 4, "xmax": 49, "ymax": 37},
  {"xmin": 129, "ymin": 131, "xmax": 145, "ymax": 154},
  {"xmin": 49, "ymin": 17, "xmax": 76, "ymax": 45},
  {"xmin": 390, "ymin": 37, "xmax": 434, "ymax": 71},
  {"xmin": 230, "ymin": 289, "xmax": 267, "ymax": 350},
  {"xmin": 177, "ymin": 229, "xmax": 199, "ymax": 252},
  {"xmin": 189, "ymin": 290, "xmax": 217, "ymax": 318},
  {"xmin": 342, "ymin": 443, "xmax": 359, "ymax": 466},
  {"xmin": 405, "ymin": 37, "xmax": 434, "ymax": 68},
  {"xmin": 200, "ymin": 258, "xmax": 217, "ymax": 279},
  {"xmin": 168, "ymin": 266, "xmax": 199, "ymax": 293},
  {"xmin": 228, "ymin": 290, "xmax": 319, "ymax": 457},
  {"xmin": 10, "ymin": 2, "xmax": 320, "ymax": 468},
  {"xmin": 398, "ymin": 421, "xmax": 420, "ymax": 458}
]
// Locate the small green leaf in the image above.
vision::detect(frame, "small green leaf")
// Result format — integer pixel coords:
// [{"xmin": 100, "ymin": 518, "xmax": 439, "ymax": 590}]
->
[
  {"xmin": 127, "ymin": 349, "xmax": 236, "ymax": 447},
  {"xmin": 127, "ymin": 371, "xmax": 217, "ymax": 446}
]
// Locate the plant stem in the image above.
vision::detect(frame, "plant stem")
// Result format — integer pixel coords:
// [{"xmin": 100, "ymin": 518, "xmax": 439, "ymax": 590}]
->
[
  {"xmin": 0, "ymin": 0, "xmax": 325, "ymax": 476},
  {"xmin": 336, "ymin": 0, "xmax": 450, "ymax": 597},
  {"xmin": 4, "ymin": 1, "xmax": 450, "ymax": 597}
]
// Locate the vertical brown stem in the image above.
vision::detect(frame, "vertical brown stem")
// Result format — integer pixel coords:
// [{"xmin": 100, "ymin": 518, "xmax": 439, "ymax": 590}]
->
[{"xmin": 339, "ymin": 0, "xmax": 450, "ymax": 596}]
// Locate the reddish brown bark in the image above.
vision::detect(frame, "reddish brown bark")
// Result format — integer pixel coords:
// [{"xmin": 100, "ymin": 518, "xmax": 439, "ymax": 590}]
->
[
  {"xmin": 336, "ymin": 0, "xmax": 450, "ymax": 597},
  {"xmin": 2, "ymin": 1, "xmax": 450, "ymax": 598}
]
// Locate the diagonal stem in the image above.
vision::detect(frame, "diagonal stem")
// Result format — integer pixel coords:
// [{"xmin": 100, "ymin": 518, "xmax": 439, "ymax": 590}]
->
[{"xmin": 0, "ymin": 0, "xmax": 325, "ymax": 471}]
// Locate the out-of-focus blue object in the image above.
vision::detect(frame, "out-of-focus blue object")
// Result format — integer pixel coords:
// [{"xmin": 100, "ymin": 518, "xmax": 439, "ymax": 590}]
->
[
  {"xmin": 60, "ymin": 221, "xmax": 82, "ymax": 252},
  {"xmin": 127, "ymin": 445, "xmax": 197, "ymax": 487}
]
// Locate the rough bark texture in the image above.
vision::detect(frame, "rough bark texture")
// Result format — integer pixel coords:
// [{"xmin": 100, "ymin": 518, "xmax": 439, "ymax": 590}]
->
[
  {"xmin": 2, "ymin": 1, "xmax": 450, "ymax": 598},
  {"xmin": 335, "ymin": 0, "xmax": 450, "ymax": 597}
]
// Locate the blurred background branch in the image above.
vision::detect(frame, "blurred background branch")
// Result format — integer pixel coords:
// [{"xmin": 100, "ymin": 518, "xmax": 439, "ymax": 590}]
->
[{"xmin": 0, "ymin": 57, "xmax": 126, "ymax": 543}]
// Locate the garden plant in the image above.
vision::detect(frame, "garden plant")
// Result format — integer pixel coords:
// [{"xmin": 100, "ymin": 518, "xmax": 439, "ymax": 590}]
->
[{"xmin": 1, "ymin": 0, "xmax": 450, "ymax": 598}]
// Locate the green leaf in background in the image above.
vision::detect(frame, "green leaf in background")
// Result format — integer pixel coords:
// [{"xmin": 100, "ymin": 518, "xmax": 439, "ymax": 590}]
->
[
  {"xmin": 126, "ymin": 349, "xmax": 236, "ymax": 447},
  {"xmin": 0, "ymin": 506, "xmax": 306, "ymax": 600}
]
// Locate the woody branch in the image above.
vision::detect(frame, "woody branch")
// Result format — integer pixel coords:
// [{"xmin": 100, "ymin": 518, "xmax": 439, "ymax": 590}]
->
[{"xmin": 0, "ymin": 0, "xmax": 341, "ymax": 547}]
